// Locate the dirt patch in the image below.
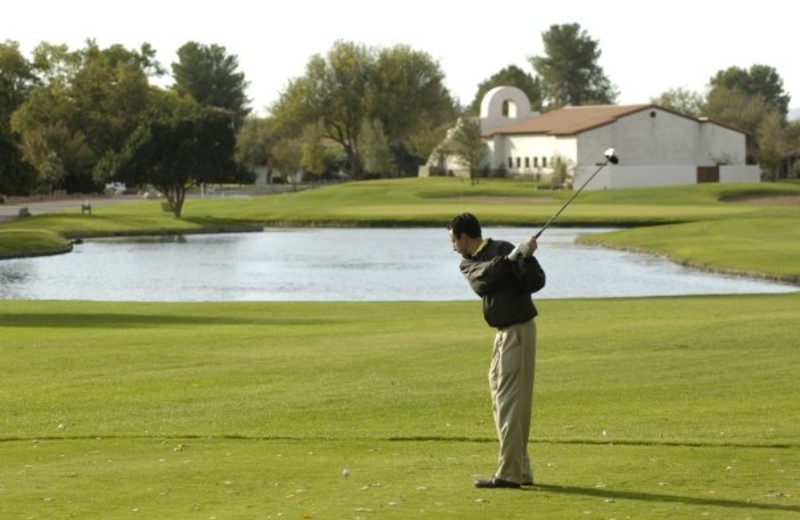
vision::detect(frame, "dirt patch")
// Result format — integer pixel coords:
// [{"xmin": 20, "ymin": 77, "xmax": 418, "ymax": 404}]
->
[{"xmin": 723, "ymin": 194, "xmax": 800, "ymax": 205}]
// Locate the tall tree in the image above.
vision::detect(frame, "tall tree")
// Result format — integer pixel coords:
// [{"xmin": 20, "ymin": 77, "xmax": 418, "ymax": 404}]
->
[
  {"xmin": 235, "ymin": 116, "xmax": 275, "ymax": 179},
  {"xmin": 468, "ymin": 65, "xmax": 543, "ymax": 115},
  {"xmin": 270, "ymin": 137, "xmax": 303, "ymax": 187},
  {"xmin": 270, "ymin": 40, "xmax": 456, "ymax": 178},
  {"xmin": 709, "ymin": 64, "xmax": 790, "ymax": 119},
  {"xmin": 108, "ymin": 95, "xmax": 239, "ymax": 217},
  {"xmin": 369, "ymin": 45, "xmax": 457, "ymax": 146},
  {"xmin": 0, "ymin": 41, "xmax": 39, "ymax": 195},
  {"xmin": 756, "ymin": 111, "xmax": 786, "ymax": 181},
  {"xmin": 19, "ymin": 121, "xmax": 95, "ymax": 192},
  {"xmin": 530, "ymin": 23, "xmax": 618, "ymax": 108},
  {"xmin": 12, "ymin": 40, "xmax": 158, "ymax": 193},
  {"xmin": 359, "ymin": 119, "xmax": 395, "ymax": 175},
  {"xmin": 70, "ymin": 41, "xmax": 157, "ymax": 155},
  {"xmin": 172, "ymin": 42, "xmax": 251, "ymax": 129},
  {"xmin": 271, "ymin": 40, "xmax": 370, "ymax": 178},
  {"xmin": 370, "ymin": 45, "xmax": 457, "ymax": 176},
  {"xmin": 449, "ymin": 117, "xmax": 487, "ymax": 185},
  {"xmin": 651, "ymin": 87, "xmax": 705, "ymax": 117},
  {"xmin": 0, "ymin": 41, "xmax": 38, "ymax": 130},
  {"xmin": 704, "ymin": 85, "xmax": 776, "ymax": 163},
  {"xmin": 0, "ymin": 132, "xmax": 37, "ymax": 195}
]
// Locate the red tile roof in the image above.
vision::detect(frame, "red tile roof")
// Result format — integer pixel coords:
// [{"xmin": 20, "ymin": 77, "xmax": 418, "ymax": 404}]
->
[{"xmin": 483, "ymin": 104, "xmax": 653, "ymax": 137}]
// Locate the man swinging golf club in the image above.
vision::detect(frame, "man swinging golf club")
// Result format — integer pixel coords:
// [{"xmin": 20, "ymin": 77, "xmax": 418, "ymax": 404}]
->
[
  {"xmin": 447, "ymin": 212, "xmax": 545, "ymax": 489},
  {"xmin": 447, "ymin": 148, "xmax": 617, "ymax": 489}
]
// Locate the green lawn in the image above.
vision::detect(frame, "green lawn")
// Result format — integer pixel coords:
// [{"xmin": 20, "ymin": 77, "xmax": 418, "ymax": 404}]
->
[{"xmin": 1, "ymin": 297, "xmax": 799, "ymax": 519}]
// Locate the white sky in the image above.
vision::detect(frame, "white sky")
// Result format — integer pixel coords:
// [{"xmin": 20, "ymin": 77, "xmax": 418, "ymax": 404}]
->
[{"xmin": 5, "ymin": 0, "xmax": 798, "ymax": 116}]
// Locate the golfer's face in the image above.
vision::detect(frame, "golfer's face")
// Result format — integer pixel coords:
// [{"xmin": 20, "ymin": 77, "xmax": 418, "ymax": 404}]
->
[{"xmin": 449, "ymin": 230, "xmax": 469, "ymax": 257}]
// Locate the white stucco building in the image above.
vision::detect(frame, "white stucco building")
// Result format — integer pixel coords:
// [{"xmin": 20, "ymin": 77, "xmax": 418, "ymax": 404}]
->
[{"xmin": 422, "ymin": 86, "xmax": 761, "ymax": 189}]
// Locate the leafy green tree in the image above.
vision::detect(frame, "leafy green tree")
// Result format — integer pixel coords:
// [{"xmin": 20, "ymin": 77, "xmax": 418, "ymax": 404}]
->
[
  {"xmin": 71, "ymin": 41, "xmax": 157, "ymax": 156},
  {"xmin": 370, "ymin": 45, "xmax": 457, "ymax": 176},
  {"xmin": 300, "ymin": 122, "xmax": 331, "ymax": 177},
  {"xmin": 530, "ymin": 23, "xmax": 618, "ymax": 108},
  {"xmin": 271, "ymin": 40, "xmax": 370, "ymax": 178},
  {"xmin": 468, "ymin": 65, "xmax": 543, "ymax": 115},
  {"xmin": 12, "ymin": 40, "xmax": 158, "ymax": 193},
  {"xmin": 271, "ymin": 40, "xmax": 457, "ymax": 178},
  {"xmin": 0, "ymin": 41, "xmax": 38, "ymax": 130},
  {"xmin": 709, "ymin": 65, "xmax": 790, "ymax": 119},
  {"xmin": 704, "ymin": 85, "xmax": 776, "ymax": 163},
  {"xmin": 369, "ymin": 45, "xmax": 457, "ymax": 144},
  {"xmin": 449, "ymin": 117, "xmax": 487, "ymax": 185},
  {"xmin": 271, "ymin": 137, "xmax": 303, "ymax": 188},
  {"xmin": 406, "ymin": 118, "xmax": 452, "ymax": 171},
  {"xmin": 235, "ymin": 116, "xmax": 275, "ymax": 181},
  {"xmin": 359, "ymin": 119, "xmax": 395, "ymax": 176},
  {"xmin": 756, "ymin": 111, "xmax": 786, "ymax": 181},
  {"xmin": 0, "ymin": 131, "xmax": 37, "ymax": 195},
  {"xmin": 784, "ymin": 120, "xmax": 800, "ymax": 178},
  {"xmin": 172, "ymin": 42, "xmax": 251, "ymax": 129},
  {"xmin": 651, "ymin": 87, "xmax": 705, "ymax": 117},
  {"xmin": 0, "ymin": 40, "xmax": 40, "ymax": 195},
  {"xmin": 109, "ymin": 96, "xmax": 238, "ymax": 217},
  {"xmin": 20, "ymin": 121, "xmax": 95, "ymax": 192},
  {"xmin": 551, "ymin": 154, "xmax": 575, "ymax": 188}
]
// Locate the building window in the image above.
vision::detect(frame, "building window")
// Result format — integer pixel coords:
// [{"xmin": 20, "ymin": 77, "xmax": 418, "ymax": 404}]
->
[
  {"xmin": 542, "ymin": 157, "xmax": 548, "ymax": 168},
  {"xmin": 533, "ymin": 157, "xmax": 538, "ymax": 168},
  {"xmin": 508, "ymin": 157, "xmax": 513, "ymax": 168},
  {"xmin": 525, "ymin": 157, "xmax": 530, "ymax": 168},
  {"xmin": 516, "ymin": 157, "xmax": 521, "ymax": 168}
]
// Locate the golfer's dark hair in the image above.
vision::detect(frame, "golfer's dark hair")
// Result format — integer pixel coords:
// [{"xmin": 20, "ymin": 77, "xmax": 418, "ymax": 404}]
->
[{"xmin": 447, "ymin": 212, "xmax": 482, "ymax": 239}]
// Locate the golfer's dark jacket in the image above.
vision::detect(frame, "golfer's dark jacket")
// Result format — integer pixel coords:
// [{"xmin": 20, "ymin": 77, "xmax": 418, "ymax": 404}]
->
[{"xmin": 460, "ymin": 238, "xmax": 546, "ymax": 329}]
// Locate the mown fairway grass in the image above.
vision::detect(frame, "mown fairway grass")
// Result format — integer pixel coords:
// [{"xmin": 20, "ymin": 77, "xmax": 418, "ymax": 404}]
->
[{"xmin": 1, "ymin": 296, "xmax": 799, "ymax": 519}]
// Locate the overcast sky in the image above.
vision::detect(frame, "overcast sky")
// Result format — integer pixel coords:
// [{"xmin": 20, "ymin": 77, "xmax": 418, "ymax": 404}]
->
[{"xmin": 6, "ymin": 1, "xmax": 798, "ymax": 116}]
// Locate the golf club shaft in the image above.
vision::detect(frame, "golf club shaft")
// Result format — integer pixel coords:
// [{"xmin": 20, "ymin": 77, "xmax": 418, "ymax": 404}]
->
[{"xmin": 534, "ymin": 159, "xmax": 610, "ymax": 239}]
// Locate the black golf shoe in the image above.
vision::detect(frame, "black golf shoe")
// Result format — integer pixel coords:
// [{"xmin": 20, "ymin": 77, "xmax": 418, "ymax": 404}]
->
[{"xmin": 474, "ymin": 477, "xmax": 521, "ymax": 489}]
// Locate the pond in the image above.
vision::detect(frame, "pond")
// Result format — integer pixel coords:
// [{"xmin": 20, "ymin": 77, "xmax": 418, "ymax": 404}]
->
[{"xmin": 0, "ymin": 228, "xmax": 795, "ymax": 301}]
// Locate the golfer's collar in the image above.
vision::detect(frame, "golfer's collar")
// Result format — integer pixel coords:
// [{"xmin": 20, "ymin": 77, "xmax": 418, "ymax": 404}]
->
[{"xmin": 471, "ymin": 239, "xmax": 489, "ymax": 257}]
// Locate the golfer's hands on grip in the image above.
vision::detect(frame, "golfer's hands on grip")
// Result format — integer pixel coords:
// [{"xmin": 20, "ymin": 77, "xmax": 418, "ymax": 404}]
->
[{"xmin": 507, "ymin": 236, "xmax": 538, "ymax": 261}]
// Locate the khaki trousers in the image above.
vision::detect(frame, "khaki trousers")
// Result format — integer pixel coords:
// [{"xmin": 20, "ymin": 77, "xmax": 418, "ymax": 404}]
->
[{"xmin": 489, "ymin": 319, "xmax": 536, "ymax": 484}]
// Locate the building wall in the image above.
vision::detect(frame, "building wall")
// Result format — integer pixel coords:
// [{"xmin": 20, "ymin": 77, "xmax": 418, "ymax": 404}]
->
[
  {"xmin": 488, "ymin": 135, "xmax": 578, "ymax": 177},
  {"xmin": 571, "ymin": 108, "xmax": 755, "ymax": 189},
  {"xmin": 720, "ymin": 165, "xmax": 762, "ymax": 182},
  {"xmin": 577, "ymin": 108, "xmax": 747, "ymax": 168},
  {"xmin": 573, "ymin": 164, "xmax": 760, "ymax": 190}
]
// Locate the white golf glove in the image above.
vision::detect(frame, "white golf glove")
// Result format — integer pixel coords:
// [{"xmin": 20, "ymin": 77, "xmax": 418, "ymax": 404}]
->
[{"xmin": 507, "ymin": 242, "xmax": 530, "ymax": 261}]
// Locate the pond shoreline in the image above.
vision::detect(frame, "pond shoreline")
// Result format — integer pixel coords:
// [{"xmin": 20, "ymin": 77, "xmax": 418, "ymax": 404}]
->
[
  {"xmin": 3, "ymin": 221, "xmax": 799, "ymax": 289},
  {"xmin": 2, "ymin": 228, "xmax": 796, "ymax": 302}
]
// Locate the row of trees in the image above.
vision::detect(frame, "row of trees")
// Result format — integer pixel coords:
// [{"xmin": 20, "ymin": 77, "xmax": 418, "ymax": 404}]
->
[
  {"xmin": 240, "ymin": 24, "xmax": 621, "ymax": 181},
  {"xmin": 0, "ymin": 39, "xmax": 250, "ymax": 215},
  {"xmin": 2, "ymin": 23, "xmax": 798, "ymax": 218},
  {"xmin": 237, "ymin": 41, "xmax": 460, "ymax": 181}
]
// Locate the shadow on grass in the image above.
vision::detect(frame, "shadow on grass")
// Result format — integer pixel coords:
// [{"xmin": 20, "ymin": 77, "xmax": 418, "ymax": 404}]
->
[
  {"xmin": 532, "ymin": 483, "xmax": 800, "ymax": 514},
  {"xmin": 0, "ymin": 312, "xmax": 341, "ymax": 328},
  {"xmin": 388, "ymin": 436, "xmax": 800, "ymax": 449}
]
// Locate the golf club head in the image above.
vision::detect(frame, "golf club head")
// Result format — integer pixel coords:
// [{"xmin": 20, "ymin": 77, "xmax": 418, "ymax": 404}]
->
[{"xmin": 604, "ymin": 147, "xmax": 619, "ymax": 164}]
